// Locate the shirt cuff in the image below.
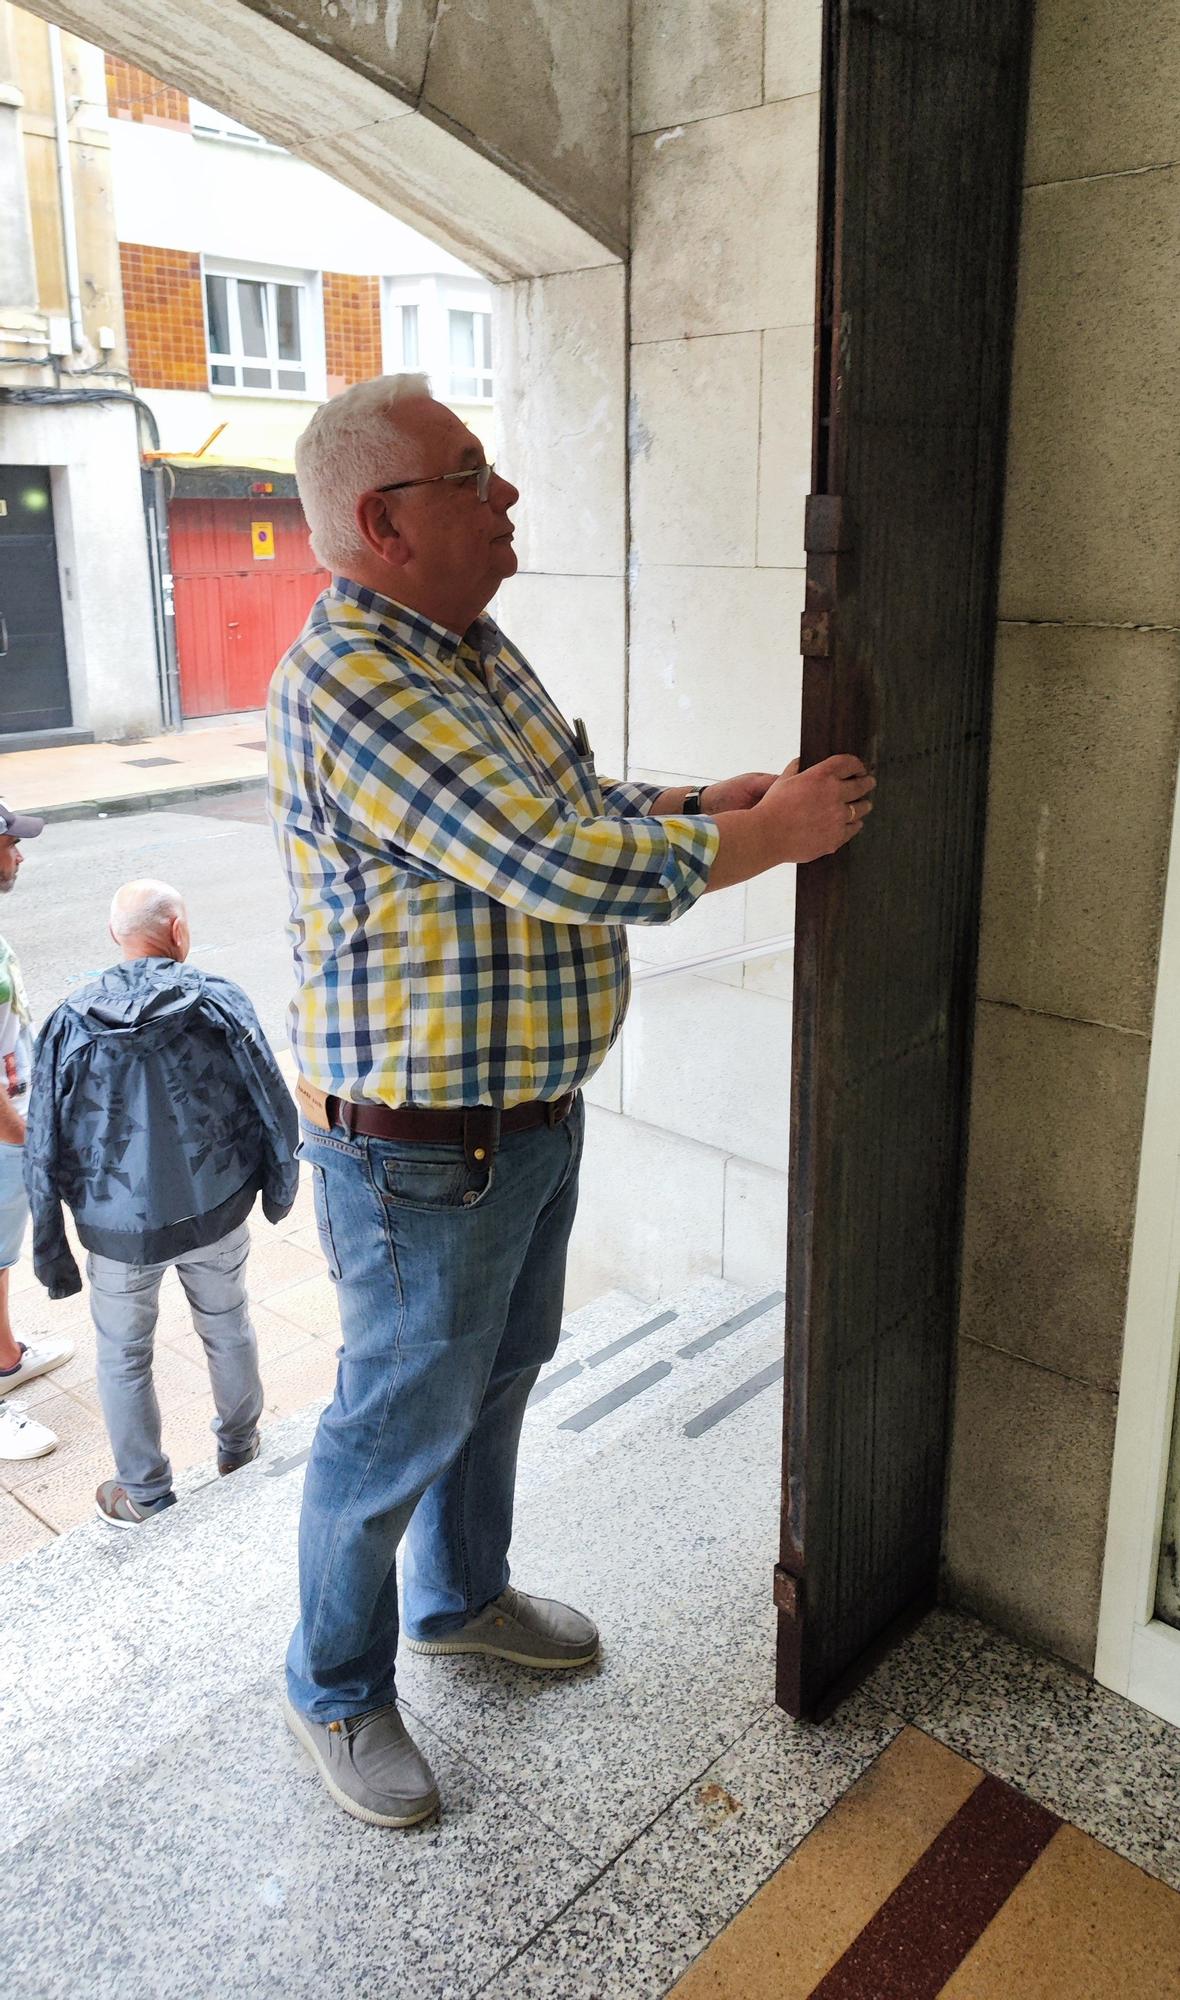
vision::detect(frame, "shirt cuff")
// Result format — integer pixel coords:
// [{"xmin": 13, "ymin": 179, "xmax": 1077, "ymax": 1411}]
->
[{"xmin": 601, "ymin": 777, "xmax": 668, "ymax": 818}]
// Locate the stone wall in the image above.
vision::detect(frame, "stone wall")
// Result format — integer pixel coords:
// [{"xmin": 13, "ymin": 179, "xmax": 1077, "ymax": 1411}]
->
[
  {"xmin": 944, "ymin": 0, "xmax": 1180, "ymax": 1668},
  {"xmin": 497, "ymin": 1, "xmax": 822, "ymax": 1305}
]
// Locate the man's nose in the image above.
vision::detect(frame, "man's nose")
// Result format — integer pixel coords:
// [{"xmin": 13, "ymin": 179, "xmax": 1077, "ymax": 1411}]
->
[{"xmin": 491, "ymin": 470, "xmax": 519, "ymax": 509}]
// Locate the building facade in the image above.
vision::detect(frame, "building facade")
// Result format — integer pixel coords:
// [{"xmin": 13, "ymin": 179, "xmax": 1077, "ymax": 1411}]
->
[
  {"xmin": 0, "ymin": 4, "xmax": 158, "ymax": 743},
  {"xmin": 105, "ymin": 55, "xmax": 495, "ymax": 721}
]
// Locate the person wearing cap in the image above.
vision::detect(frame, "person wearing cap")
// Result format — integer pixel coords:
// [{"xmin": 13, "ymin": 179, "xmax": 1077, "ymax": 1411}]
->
[
  {"xmin": 24, "ymin": 878, "xmax": 299, "ymax": 1521},
  {"xmin": 0, "ymin": 800, "xmax": 75, "ymax": 1464}
]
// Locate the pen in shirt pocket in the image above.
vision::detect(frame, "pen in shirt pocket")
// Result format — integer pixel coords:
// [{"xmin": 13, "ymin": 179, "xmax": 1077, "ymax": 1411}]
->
[{"xmin": 572, "ymin": 716, "xmax": 593, "ymax": 760}]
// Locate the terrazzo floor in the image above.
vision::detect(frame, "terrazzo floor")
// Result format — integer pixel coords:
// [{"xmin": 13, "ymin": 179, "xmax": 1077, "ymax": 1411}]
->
[{"xmin": 1, "ymin": 1280, "xmax": 1178, "ymax": 1998}]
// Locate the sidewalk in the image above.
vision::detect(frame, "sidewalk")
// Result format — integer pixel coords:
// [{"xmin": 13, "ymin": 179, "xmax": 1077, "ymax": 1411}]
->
[
  {"xmin": 0, "ymin": 716, "xmax": 268, "ymax": 821},
  {"xmin": 0, "ymin": 1161, "xmax": 338, "ymax": 1561},
  {"xmin": 0, "ymin": 1047, "xmax": 339, "ymax": 1562}
]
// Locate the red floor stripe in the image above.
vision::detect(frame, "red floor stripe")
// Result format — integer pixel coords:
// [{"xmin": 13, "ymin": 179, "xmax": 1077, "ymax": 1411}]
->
[{"xmin": 809, "ymin": 1774, "xmax": 1061, "ymax": 1999}]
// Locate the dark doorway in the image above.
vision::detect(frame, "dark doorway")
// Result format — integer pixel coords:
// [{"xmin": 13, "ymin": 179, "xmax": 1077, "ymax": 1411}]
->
[
  {"xmin": 777, "ymin": 0, "xmax": 1035, "ymax": 1717},
  {"xmin": 0, "ymin": 466, "xmax": 73, "ymax": 734}
]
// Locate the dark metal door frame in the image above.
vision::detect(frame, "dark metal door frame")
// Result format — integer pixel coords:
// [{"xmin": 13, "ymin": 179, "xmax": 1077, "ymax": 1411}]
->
[{"xmin": 777, "ymin": 0, "xmax": 1035, "ymax": 1717}]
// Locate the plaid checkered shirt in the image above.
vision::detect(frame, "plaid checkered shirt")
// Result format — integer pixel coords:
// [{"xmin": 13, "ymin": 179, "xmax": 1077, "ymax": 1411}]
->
[{"xmin": 267, "ymin": 579, "xmax": 719, "ymax": 1109}]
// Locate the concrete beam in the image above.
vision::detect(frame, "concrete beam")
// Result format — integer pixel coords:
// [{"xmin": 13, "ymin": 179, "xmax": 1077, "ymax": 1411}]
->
[{"xmin": 20, "ymin": 0, "xmax": 625, "ymax": 279}]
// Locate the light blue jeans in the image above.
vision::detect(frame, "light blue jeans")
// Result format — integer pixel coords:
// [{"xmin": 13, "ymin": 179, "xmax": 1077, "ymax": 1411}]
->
[
  {"xmin": 286, "ymin": 1096, "xmax": 584, "ymax": 1721},
  {"xmin": 89, "ymin": 1221, "xmax": 263, "ymax": 1504}
]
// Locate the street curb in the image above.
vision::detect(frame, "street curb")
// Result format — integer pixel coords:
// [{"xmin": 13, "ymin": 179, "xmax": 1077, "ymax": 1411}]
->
[{"xmin": 33, "ymin": 775, "xmax": 267, "ymax": 826}]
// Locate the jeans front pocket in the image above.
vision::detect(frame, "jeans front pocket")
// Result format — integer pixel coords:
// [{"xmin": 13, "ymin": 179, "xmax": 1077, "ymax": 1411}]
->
[
  {"xmin": 378, "ymin": 1151, "xmax": 495, "ymax": 1213},
  {"xmin": 311, "ymin": 1164, "xmax": 343, "ymax": 1279}
]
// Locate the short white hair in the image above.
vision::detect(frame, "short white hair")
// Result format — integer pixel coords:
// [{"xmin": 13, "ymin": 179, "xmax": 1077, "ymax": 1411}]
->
[
  {"xmin": 110, "ymin": 878, "xmax": 186, "ymax": 943},
  {"xmin": 295, "ymin": 373, "xmax": 432, "ymax": 571}
]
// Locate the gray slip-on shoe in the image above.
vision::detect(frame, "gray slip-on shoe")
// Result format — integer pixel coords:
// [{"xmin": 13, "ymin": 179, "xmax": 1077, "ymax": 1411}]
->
[
  {"xmin": 404, "ymin": 1584, "xmax": 600, "ymax": 1669},
  {"xmin": 284, "ymin": 1698, "xmax": 439, "ymax": 1828}
]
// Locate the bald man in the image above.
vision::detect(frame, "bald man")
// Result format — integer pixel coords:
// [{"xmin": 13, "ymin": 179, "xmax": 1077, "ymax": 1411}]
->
[{"xmin": 25, "ymin": 879, "xmax": 298, "ymax": 1525}]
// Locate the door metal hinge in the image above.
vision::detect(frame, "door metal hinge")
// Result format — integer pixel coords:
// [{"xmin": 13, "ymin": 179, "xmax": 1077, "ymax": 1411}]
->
[
  {"xmin": 800, "ymin": 608, "xmax": 832, "ymax": 659},
  {"xmin": 803, "ymin": 494, "xmax": 850, "ymax": 553},
  {"xmin": 773, "ymin": 1564, "xmax": 805, "ymax": 1619}
]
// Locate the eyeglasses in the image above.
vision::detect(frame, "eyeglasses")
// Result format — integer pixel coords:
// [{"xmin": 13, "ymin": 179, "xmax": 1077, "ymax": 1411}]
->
[{"xmin": 375, "ymin": 462, "xmax": 495, "ymax": 504}]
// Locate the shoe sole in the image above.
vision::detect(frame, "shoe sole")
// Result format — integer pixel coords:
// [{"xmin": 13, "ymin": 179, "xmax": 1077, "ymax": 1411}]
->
[
  {"xmin": 0, "ymin": 1441, "xmax": 55, "ymax": 1460},
  {"xmin": 95, "ymin": 1507, "xmax": 146, "ymax": 1528},
  {"xmin": 0, "ymin": 1352, "xmax": 73, "ymax": 1398},
  {"xmin": 404, "ymin": 1635, "xmax": 599, "ymax": 1669},
  {"xmin": 283, "ymin": 1699, "xmax": 439, "ymax": 1829}
]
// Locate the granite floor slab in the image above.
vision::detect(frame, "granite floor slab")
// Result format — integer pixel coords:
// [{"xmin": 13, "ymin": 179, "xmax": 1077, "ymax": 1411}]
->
[
  {"xmin": 489, "ymin": 1693, "xmax": 902, "ymax": 1999},
  {"xmin": 911, "ymin": 1625, "xmax": 1180, "ymax": 1890},
  {"xmin": 397, "ymin": 1328, "xmax": 790, "ymax": 1865},
  {"xmin": 1, "ymin": 1678, "xmax": 596, "ymax": 2000}
]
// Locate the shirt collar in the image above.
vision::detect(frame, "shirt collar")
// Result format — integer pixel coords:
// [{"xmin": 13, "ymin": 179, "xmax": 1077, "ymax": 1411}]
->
[{"xmin": 329, "ymin": 576, "xmax": 501, "ymax": 673}]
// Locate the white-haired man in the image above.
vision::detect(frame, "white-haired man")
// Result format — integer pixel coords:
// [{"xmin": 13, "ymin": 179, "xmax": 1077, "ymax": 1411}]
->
[
  {"xmin": 270, "ymin": 373, "xmax": 875, "ymax": 1828},
  {"xmin": 25, "ymin": 878, "xmax": 298, "ymax": 1524}
]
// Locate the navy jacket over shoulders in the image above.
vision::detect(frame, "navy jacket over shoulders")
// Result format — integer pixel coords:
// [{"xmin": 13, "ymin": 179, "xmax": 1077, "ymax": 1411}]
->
[{"xmin": 25, "ymin": 958, "xmax": 299, "ymax": 1298}]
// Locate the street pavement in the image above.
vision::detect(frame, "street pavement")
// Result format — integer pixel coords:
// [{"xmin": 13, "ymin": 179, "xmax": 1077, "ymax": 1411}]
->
[
  {"xmin": 0, "ymin": 789, "xmax": 336, "ymax": 1563},
  {"xmin": 8, "ymin": 789, "xmax": 294, "ymax": 1048}
]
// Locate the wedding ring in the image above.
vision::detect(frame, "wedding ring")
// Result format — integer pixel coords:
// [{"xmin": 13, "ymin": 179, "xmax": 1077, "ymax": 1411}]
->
[{"xmin": 847, "ymin": 802, "xmax": 857, "ymax": 823}]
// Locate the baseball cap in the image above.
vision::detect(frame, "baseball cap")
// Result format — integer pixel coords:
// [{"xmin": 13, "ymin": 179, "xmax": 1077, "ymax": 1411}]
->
[{"xmin": 0, "ymin": 799, "xmax": 44, "ymax": 839}]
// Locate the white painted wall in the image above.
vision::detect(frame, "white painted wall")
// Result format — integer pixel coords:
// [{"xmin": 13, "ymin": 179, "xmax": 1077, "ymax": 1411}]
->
[
  {"xmin": 109, "ymin": 118, "xmax": 481, "ymax": 279},
  {"xmin": 0, "ymin": 398, "xmax": 159, "ymax": 739}
]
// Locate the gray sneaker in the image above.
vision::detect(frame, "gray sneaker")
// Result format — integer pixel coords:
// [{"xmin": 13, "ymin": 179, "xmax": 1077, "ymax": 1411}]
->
[
  {"xmin": 405, "ymin": 1584, "xmax": 599, "ymax": 1669},
  {"xmin": 284, "ymin": 1698, "xmax": 439, "ymax": 1828}
]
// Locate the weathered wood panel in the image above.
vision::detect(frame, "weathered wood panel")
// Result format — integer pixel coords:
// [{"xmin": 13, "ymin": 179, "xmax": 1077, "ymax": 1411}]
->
[{"xmin": 778, "ymin": 0, "xmax": 1035, "ymax": 1715}]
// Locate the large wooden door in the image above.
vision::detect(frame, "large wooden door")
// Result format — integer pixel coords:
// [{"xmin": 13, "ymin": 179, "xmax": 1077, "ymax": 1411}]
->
[
  {"xmin": 777, "ymin": 0, "xmax": 1035, "ymax": 1716},
  {"xmin": 171, "ymin": 497, "xmax": 327, "ymax": 717}
]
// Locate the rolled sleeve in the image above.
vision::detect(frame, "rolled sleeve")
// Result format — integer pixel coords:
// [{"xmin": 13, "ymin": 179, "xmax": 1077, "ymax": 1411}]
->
[
  {"xmin": 600, "ymin": 776, "xmax": 667, "ymax": 818},
  {"xmin": 312, "ymin": 665, "xmax": 718, "ymax": 928}
]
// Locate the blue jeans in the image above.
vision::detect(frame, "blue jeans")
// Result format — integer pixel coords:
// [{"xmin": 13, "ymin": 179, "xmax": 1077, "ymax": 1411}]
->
[{"xmin": 286, "ymin": 1096, "xmax": 584, "ymax": 1721}]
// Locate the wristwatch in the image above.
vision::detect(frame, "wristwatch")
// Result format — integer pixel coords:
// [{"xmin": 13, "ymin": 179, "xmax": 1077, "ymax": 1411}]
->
[{"xmin": 683, "ymin": 784, "xmax": 709, "ymax": 814}]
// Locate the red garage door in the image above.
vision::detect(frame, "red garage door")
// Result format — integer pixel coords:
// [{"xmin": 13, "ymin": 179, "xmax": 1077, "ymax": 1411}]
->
[{"xmin": 171, "ymin": 497, "xmax": 328, "ymax": 717}]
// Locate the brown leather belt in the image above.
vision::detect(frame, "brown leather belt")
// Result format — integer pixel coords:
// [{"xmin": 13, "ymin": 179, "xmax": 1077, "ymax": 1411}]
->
[{"xmin": 323, "ymin": 1091, "xmax": 576, "ymax": 1168}]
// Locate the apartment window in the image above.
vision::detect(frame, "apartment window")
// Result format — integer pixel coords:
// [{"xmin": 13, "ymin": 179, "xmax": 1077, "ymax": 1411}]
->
[
  {"xmin": 382, "ymin": 277, "xmax": 495, "ymax": 405},
  {"xmin": 394, "ymin": 303, "xmax": 419, "ymax": 370},
  {"xmin": 190, "ymin": 99, "xmax": 278, "ymax": 148},
  {"xmin": 204, "ymin": 270, "xmax": 310, "ymax": 394},
  {"xmin": 448, "ymin": 307, "xmax": 493, "ymax": 401}
]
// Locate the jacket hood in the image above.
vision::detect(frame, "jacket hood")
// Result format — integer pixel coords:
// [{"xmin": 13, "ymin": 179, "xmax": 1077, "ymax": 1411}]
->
[{"xmin": 67, "ymin": 959, "xmax": 207, "ymax": 1047}]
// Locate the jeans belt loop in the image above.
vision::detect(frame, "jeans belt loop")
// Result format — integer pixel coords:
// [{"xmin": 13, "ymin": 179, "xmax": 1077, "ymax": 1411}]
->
[{"xmin": 463, "ymin": 1105, "xmax": 501, "ymax": 1172}]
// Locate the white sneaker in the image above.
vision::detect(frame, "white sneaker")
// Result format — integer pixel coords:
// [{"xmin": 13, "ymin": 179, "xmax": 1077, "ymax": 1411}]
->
[
  {"xmin": 0, "ymin": 1335, "xmax": 74, "ymax": 1398},
  {"xmin": 0, "ymin": 1399, "xmax": 57, "ymax": 1459}
]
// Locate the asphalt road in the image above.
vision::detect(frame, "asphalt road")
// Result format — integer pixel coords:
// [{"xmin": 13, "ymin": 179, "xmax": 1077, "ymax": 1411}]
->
[{"xmin": 3, "ymin": 788, "xmax": 297, "ymax": 1052}]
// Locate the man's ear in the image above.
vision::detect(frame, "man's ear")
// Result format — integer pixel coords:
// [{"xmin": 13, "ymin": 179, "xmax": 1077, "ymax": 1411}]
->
[{"xmin": 356, "ymin": 491, "xmax": 413, "ymax": 570}]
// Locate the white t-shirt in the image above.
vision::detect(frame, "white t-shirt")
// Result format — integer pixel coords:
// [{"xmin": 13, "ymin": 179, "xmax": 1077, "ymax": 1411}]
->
[{"xmin": 0, "ymin": 935, "xmax": 34, "ymax": 1118}]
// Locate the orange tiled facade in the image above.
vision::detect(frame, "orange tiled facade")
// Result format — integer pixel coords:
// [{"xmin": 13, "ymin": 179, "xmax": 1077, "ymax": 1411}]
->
[
  {"xmin": 323, "ymin": 272, "xmax": 383, "ymax": 390},
  {"xmin": 105, "ymin": 55, "xmax": 190, "ymax": 128},
  {"xmin": 120, "ymin": 243, "xmax": 207, "ymax": 391}
]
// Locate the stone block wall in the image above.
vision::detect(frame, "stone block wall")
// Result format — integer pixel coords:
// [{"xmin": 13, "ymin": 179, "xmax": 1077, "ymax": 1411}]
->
[
  {"xmin": 944, "ymin": 0, "xmax": 1180, "ymax": 1668},
  {"xmin": 497, "ymin": 0, "xmax": 823, "ymax": 1307}
]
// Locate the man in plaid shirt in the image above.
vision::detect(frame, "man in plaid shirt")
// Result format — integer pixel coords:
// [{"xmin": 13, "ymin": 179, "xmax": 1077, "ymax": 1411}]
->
[{"xmin": 271, "ymin": 375, "xmax": 875, "ymax": 1828}]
